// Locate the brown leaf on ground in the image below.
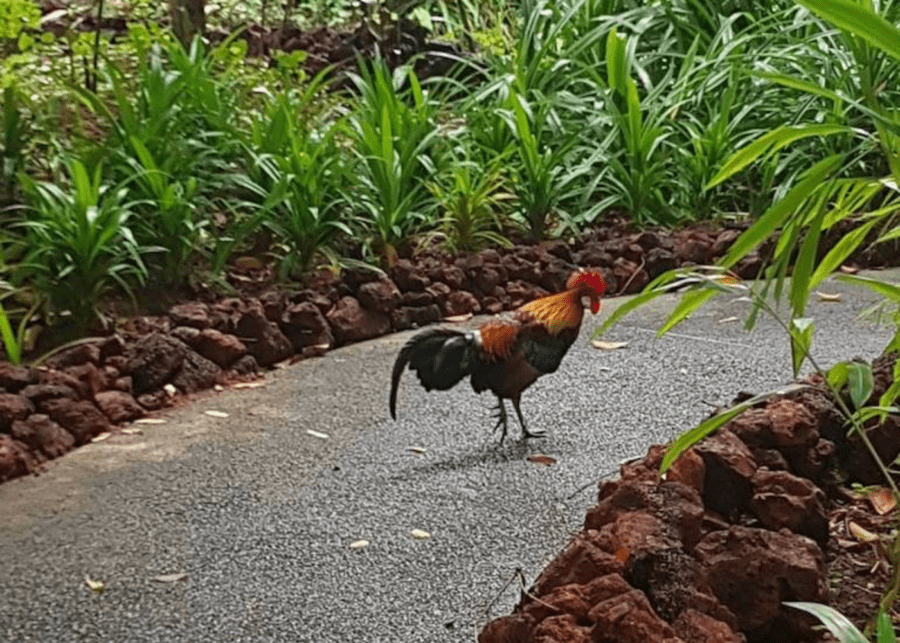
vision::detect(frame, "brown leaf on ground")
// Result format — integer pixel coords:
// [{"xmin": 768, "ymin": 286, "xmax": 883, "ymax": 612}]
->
[
  {"xmin": 869, "ymin": 488, "xmax": 896, "ymax": 515},
  {"xmin": 591, "ymin": 340, "xmax": 629, "ymax": 350},
  {"xmin": 150, "ymin": 573, "xmax": 187, "ymax": 583}
]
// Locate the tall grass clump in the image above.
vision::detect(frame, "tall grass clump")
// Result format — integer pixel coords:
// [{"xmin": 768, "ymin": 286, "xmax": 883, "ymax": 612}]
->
[
  {"xmin": 236, "ymin": 71, "xmax": 355, "ymax": 278},
  {"xmin": 347, "ymin": 57, "xmax": 447, "ymax": 264},
  {"xmin": 12, "ymin": 160, "xmax": 147, "ymax": 333},
  {"xmin": 77, "ymin": 34, "xmax": 248, "ymax": 285}
]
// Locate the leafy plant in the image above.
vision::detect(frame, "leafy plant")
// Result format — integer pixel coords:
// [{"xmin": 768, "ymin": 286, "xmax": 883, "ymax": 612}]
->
[
  {"xmin": 75, "ymin": 35, "xmax": 249, "ymax": 284},
  {"xmin": 14, "ymin": 160, "xmax": 147, "ymax": 333},
  {"xmin": 347, "ymin": 58, "xmax": 445, "ymax": 264},
  {"xmin": 501, "ymin": 91, "xmax": 584, "ymax": 240},
  {"xmin": 0, "ymin": 0, "xmax": 39, "ymax": 50},
  {"xmin": 120, "ymin": 136, "xmax": 203, "ymax": 284},
  {"xmin": 0, "ymin": 297, "xmax": 21, "ymax": 364},
  {"xmin": 428, "ymin": 156, "xmax": 513, "ymax": 253},
  {"xmin": 785, "ymin": 603, "xmax": 896, "ymax": 643},
  {"xmin": 237, "ymin": 119, "xmax": 353, "ymax": 279},
  {"xmin": 595, "ymin": 27, "xmax": 675, "ymax": 225},
  {"xmin": 0, "ymin": 278, "xmax": 41, "ymax": 365},
  {"xmin": 1, "ymin": 85, "xmax": 26, "ymax": 207}
]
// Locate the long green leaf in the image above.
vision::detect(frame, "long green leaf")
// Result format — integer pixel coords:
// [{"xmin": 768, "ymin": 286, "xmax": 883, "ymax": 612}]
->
[
  {"xmin": 592, "ymin": 288, "xmax": 671, "ymax": 338},
  {"xmin": 784, "ymin": 603, "xmax": 868, "ymax": 643},
  {"xmin": 790, "ymin": 203, "xmax": 827, "ymax": 318},
  {"xmin": 0, "ymin": 302, "xmax": 21, "ymax": 365},
  {"xmin": 879, "ymin": 224, "xmax": 900, "ymax": 243},
  {"xmin": 797, "ymin": 0, "xmax": 900, "ymax": 60},
  {"xmin": 661, "ymin": 383, "xmax": 810, "ymax": 473},
  {"xmin": 720, "ymin": 155, "xmax": 844, "ymax": 268},
  {"xmin": 847, "ymin": 361, "xmax": 874, "ymax": 409},
  {"xmin": 657, "ymin": 287, "xmax": 720, "ymax": 337},
  {"xmin": 708, "ymin": 127, "xmax": 847, "ymax": 189},
  {"xmin": 837, "ymin": 274, "xmax": 900, "ymax": 302},
  {"xmin": 809, "ymin": 218, "xmax": 879, "ymax": 288},
  {"xmin": 754, "ymin": 71, "xmax": 847, "ymax": 104},
  {"xmin": 606, "ymin": 28, "xmax": 627, "ymax": 96}
]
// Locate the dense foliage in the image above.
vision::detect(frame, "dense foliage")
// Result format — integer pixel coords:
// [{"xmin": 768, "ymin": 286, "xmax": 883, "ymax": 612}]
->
[{"xmin": 1, "ymin": 0, "xmax": 899, "ymax": 340}]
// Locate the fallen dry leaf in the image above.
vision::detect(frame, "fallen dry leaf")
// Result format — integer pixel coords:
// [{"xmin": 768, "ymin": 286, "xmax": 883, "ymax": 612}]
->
[
  {"xmin": 84, "ymin": 577, "xmax": 106, "ymax": 594},
  {"xmin": 91, "ymin": 432, "xmax": 111, "ymax": 443},
  {"xmin": 233, "ymin": 256, "xmax": 265, "ymax": 271},
  {"xmin": 615, "ymin": 546, "xmax": 631, "ymax": 563},
  {"xmin": 349, "ymin": 539, "xmax": 370, "ymax": 550},
  {"xmin": 232, "ymin": 382, "xmax": 265, "ymax": 389},
  {"xmin": 848, "ymin": 520, "xmax": 879, "ymax": 542},
  {"xmin": 204, "ymin": 410, "xmax": 229, "ymax": 418},
  {"xmin": 869, "ymin": 488, "xmax": 897, "ymax": 515},
  {"xmin": 817, "ymin": 291, "xmax": 843, "ymax": 302},
  {"xmin": 411, "ymin": 529, "xmax": 431, "ymax": 540},
  {"xmin": 444, "ymin": 313, "xmax": 473, "ymax": 323},
  {"xmin": 307, "ymin": 429, "xmax": 329, "ymax": 440},
  {"xmin": 150, "ymin": 573, "xmax": 187, "ymax": 583},
  {"xmin": 591, "ymin": 340, "xmax": 629, "ymax": 351},
  {"xmin": 527, "ymin": 454, "xmax": 557, "ymax": 466}
]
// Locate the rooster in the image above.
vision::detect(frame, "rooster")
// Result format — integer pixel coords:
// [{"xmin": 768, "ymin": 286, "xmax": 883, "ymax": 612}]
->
[{"xmin": 389, "ymin": 271, "xmax": 605, "ymax": 441}]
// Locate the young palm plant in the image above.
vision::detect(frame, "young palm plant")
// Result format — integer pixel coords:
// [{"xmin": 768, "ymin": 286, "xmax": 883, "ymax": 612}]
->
[
  {"xmin": 428, "ymin": 155, "xmax": 513, "ymax": 254},
  {"xmin": 347, "ymin": 58, "xmax": 446, "ymax": 265},
  {"xmin": 14, "ymin": 160, "xmax": 147, "ymax": 334},
  {"xmin": 236, "ymin": 117, "xmax": 353, "ymax": 279},
  {"xmin": 78, "ymin": 36, "xmax": 244, "ymax": 286}
]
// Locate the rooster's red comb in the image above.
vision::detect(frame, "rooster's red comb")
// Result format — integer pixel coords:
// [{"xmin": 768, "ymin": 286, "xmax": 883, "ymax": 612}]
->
[{"xmin": 567, "ymin": 271, "xmax": 606, "ymax": 294}]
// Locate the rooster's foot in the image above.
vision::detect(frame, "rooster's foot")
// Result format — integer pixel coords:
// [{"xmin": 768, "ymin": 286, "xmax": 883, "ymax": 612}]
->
[{"xmin": 491, "ymin": 401, "xmax": 509, "ymax": 443}]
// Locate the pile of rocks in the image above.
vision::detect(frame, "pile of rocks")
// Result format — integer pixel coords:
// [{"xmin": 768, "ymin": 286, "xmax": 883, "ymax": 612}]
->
[{"xmin": 478, "ymin": 357, "xmax": 900, "ymax": 643}]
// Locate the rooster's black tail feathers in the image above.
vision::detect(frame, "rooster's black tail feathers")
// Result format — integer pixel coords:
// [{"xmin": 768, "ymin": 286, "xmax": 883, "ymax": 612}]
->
[{"xmin": 389, "ymin": 328, "xmax": 479, "ymax": 419}]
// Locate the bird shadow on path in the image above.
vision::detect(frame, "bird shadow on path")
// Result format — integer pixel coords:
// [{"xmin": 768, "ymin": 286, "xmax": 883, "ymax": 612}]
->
[{"xmin": 385, "ymin": 438, "xmax": 546, "ymax": 484}]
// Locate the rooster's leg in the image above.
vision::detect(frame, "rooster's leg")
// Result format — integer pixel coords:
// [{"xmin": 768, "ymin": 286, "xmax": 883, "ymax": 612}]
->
[
  {"xmin": 512, "ymin": 395, "xmax": 545, "ymax": 439},
  {"xmin": 491, "ymin": 397, "xmax": 509, "ymax": 443}
]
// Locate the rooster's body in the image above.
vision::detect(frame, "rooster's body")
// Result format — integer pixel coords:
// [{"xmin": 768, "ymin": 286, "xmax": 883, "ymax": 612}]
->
[{"xmin": 389, "ymin": 271, "xmax": 605, "ymax": 441}]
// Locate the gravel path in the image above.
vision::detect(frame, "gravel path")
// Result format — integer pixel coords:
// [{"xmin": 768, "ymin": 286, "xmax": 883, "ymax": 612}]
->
[{"xmin": 0, "ymin": 270, "xmax": 896, "ymax": 642}]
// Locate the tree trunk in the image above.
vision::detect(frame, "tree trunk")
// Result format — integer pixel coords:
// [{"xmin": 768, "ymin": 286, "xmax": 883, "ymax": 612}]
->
[{"xmin": 169, "ymin": 0, "xmax": 205, "ymax": 48}]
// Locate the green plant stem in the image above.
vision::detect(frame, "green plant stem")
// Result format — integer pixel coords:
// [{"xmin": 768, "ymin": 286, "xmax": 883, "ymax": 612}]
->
[
  {"xmin": 90, "ymin": 0, "xmax": 104, "ymax": 91},
  {"xmin": 745, "ymin": 283, "xmax": 900, "ymax": 632},
  {"xmin": 751, "ymin": 287, "xmax": 900, "ymax": 500},
  {"xmin": 873, "ymin": 533, "xmax": 900, "ymax": 637}
]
